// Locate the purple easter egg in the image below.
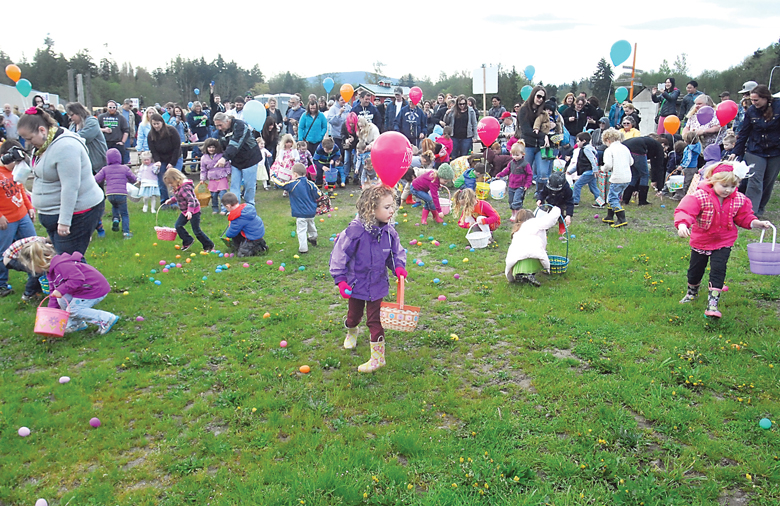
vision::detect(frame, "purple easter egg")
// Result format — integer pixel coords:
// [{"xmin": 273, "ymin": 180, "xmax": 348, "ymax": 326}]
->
[{"xmin": 89, "ymin": 417, "xmax": 101, "ymax": 428}]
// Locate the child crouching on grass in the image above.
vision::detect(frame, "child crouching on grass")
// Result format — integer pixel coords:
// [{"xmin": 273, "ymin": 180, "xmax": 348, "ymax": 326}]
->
[
  {"xmin": 504, "ymin": 206, "xmax": 562, "ymax": 287},
  {"xmin": 329, "ymin": 185, "xmax": 407, "ymax": 373},
  {"xmin": 674, "ymin": 162, "xmax": 770, "ymax": 318},
  {"xmin": 222, "ymin": 192, "xmax": 268, "ymax": 257},
  {"xmin": 452, "ymin": 188, "xmax": 501, "ymax": 242},
  {"xmin": 19, "ymin": 240, "xmax": 119, "ymax": 334},
  {"xmin": 162, "ymin": 169, "xmax": 214, "ymax": 253}
]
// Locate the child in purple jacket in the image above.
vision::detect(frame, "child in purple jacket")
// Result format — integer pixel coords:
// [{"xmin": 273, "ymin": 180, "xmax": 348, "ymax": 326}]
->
[
  {"xmin": 494, "ymin": 140, "xmax": 533, "ymax": 222},
  {"xmin": 19, "ymin": 240, "xmax": 118, "ymax": 334},
  {"xmin": 94, "ymin": 148, "xmax": 137, "ymax": 238},
  {"xmin": 329, "ymin": 185, "xmax": 407, "ymax": 373}
]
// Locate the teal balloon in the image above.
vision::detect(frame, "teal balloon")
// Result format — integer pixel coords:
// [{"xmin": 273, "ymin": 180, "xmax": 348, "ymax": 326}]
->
[
  {"xmin": 323, "ymin": 77, "xmax": 334, "ymax": 94},
  {"xmin": 524, "ymin": 65, "xmax": 535, "ymax": 81},
  {"xmin": 242, "ymin": 100, "xmax": 267, "ymax": 131},
  {"xmin": 520, "ymin": 85, "xmax": 533, "ymax": 101},
  {"xmin": 16, "ymin": 78, "xmax": 32, "ymax": 97},
  {"xmin": 610, "ymin": 40, "xmax": 632, "ymax": 67},
  {"xmin": 615, "ymin": 87, "xmax": 629, "ymax": 103}
]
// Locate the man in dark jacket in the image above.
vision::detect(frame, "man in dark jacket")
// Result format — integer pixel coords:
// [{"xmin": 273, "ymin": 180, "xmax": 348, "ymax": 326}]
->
[
  {"xmin": 622, "ymin": 136, "xmax": 666, "ymax": 205},
  {"xmin": 213, "ymin": 112, "xmax": 262, "ymax": 206},
  {"xmin": 394, "ymin": 102, "xmax": 427, "ymax": 147},
  {"xmin": 351, "ymin": 91, "xmax": 382, "ymax": 130},
  {"xmin": 563, "ymin": 98, "xmax": 588, "ymax": 136},
  {"xmin": 680, "ymin": 81, "xmax": 703, "ymax": 121},
  {"xmin": 384, "ymin": 87, "xmax": 406, "ymax": 133}
]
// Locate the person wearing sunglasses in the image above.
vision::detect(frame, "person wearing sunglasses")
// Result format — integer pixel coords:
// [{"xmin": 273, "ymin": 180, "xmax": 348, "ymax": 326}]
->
[
  {"xmin": 446, "ymin": 94, "xmax": 477, "ymax": 159},
  {"xmin": 97, "ymin": 100, "xmax": 129, "ymax": 164},
  {"xmin": 517, "ymin": 86, "xmax": 553, "ymax": 193}
]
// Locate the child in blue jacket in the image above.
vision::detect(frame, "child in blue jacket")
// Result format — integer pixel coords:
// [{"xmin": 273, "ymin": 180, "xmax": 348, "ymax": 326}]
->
[
  {"xmin": 313, "ymin": 137, "xmax": 342, "ymax": 188},
  {"xmin": 271, "ymin": 163, "xmax": 322, "ymax": 253},
  {"xmin": 222, "ymin": 192, "xmax": 268, "ymax": 257}
]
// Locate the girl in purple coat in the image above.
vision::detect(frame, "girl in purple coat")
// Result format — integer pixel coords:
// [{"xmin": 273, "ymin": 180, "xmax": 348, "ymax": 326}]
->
[
  {"xmin": 20, "ymin": 240, "xmax": 119, "ymax": 334},
  {"xmin": 200, "ymin": 138, "xmax": 231, "ymax": 214},
  {"xmin": 329, "ymin": 185, "xmax": 407, "ymax": 373},
  {"xmin": 94, "ymin": 148, "xmax": 137, "ymax": 238}
]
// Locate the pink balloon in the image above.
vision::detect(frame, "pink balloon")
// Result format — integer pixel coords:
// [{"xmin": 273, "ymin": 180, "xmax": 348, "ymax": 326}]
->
[
  {"xmin": 409, "ymin": 86, "xmax": 422, "ymax": 106},
  {"xmin": 370, "ymin": 132, "xmax": 413, "ymax": 187},
  {"xmin": 716, "ymin": 100, "xmax": 738, "ymax": 126},
  {"xmin": 477, "ymin": 116, "xmax": 500, "ymax": 146}
]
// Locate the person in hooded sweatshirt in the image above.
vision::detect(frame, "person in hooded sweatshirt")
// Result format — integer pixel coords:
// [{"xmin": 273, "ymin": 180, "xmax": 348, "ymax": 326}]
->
[
  {"xmin": 94, "ymin": 148, "xmax": 137, "ymax": 238},
  {"xmin": 222, "ymin": 192, "xmax": 268, "ymax": 257}
]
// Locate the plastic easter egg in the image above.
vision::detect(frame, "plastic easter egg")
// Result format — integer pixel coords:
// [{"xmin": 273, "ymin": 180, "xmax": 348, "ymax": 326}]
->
[
  {"xmin": 59, "ymin": 376, "xmax": 70, "ymax": 384},
  {"xmin": 419, "ymin": 234, "xmax": 424, "ymax": 238},
  {"xmin": 415, "ymin": 223, "xmax": 420, "ymax": 227},
  {"xmin": 153, "ymin": 243, "xmax": 157, "ymax": 246},
  {"xmin": 281, "ymin": 263, "xmax": 286, "ymax": 267},
  {"xmin": 433, "ymin": 278, "xmax": 440, "ymax": 284},
  {"xmin": 428, "ymin": 236, "xmax": 434, "ymax": 241},
  {"xmin": 185, "ymin": 258, "xmax": 191, "ymax": 263},
  {"xmin": 463, "ymin": 258, "xmax": 469, "ymax": 263},
  {"xmin": 123, "ymin": 291, "xmax": 129, "ymax": 296},
  {"xmin": 225, "ymin": 263, "xmax": 231, "ymax": 269},
  {"xmin": 263, "ymin": 312, "xmax": 271, "ymax": 318},
  {"xmin": 594, "ymin": 214, "xmax": 599, "ymax": 219},
  {"xmin": 409, "ymin": 240, "xmax": 416, "ymax": 245},
  {"xmin": 449, "ymin": 244, "xmax": 456, "ymax": 249},
  {"xmin": 617, "ymin": 245, "xmax": 623, "ymax": 249},
  {"xmin": 135, "ymin": 253, "xmax": 140, "ymax": 257},
  {"xmin": 334, "ymin": 207, "xmax": 338, "ymax": 210},
  {"xmin": 243, "ymin": 263, "xmax": 250, "ymax": 268},
  {"xmin": 350, "ymin": 194, "xmax": 354, "ymax": 197},
  {"xmin": 442, "ymin": 222, "xmax": 447, "ymax": 226},
  {"xmin": 571, "ymin": 235, "xmax": 576, "ymax": 239},
  {"xmin": 434, "ymin": 241, "xmax": 440, "ymax": 246},
  {"xmin": 760, "ymin": 418, "xmax": 772, "ymax": 430},
  {"xmin": 442, "ymin": 260, "xmax": 448, "ymax": 265},
  {"xmin": 154, "ymin": 280, "xmax": 161, "ymax": 285},
  {"xmin": 219, "ymin": 253, "xmax": 224, "ymax": 257},
  {"xmin": 330, "ymin": 237, "xmax": 335, "ymax": 241},
  {"xmin": 418, "ymin": 261, "xmax": 425, "ymax": 267},
  {"xmin": 320, "ymin": 218, "xmax": 324, "ymax": 222},
  {"xmin": 18, "ymin": 426, "xmax": 30, "ymax": 437},
  {"xmin": 437, "ymin": 295, "xmax": 447, "ymax": 301},
  {"xmin": 159, "ymin": 260, "xmax": 166, "ymax": 266},
  {"xmin": 149, "ymin": 277, "xmax": 155, "ymax": 282},
  {"xmin": 280, "ymin": 340, "xmax": 288, "ymax": 348},
  {"xmin": 299, "ymin": 365, "xmax": 311, "ymax": 374},
  {"xmin": 89, "ymin": 417, "xmax": 101, "ymax": 428},
  {"xmin": 660, "ymin": 205, "xmax": 666, "ymax": 208},
  {"xmin": 279, "ymin": 266, "xmax": 285, "ymax": 271},
  {"xmin": 469, "ymin": 248, "xmax": 475, "ymax": 252},
  {"xmin": 162, "ymin": 268, "xmax": 169, "ymax": 273},
  {"xmin": 175, "ymin": 244, "xmax": 181, "ymax": 250},
  {"xmin": 298, "ymin": 266, "xmax": 306, "ymax": 271},
  {"xmin": 190, "ymin": 253, "xmax": 196, "ymax": 257},
  {"xmin": 202, "ymin": 276, "xmax": 208, "ymax": 281},
  {"xmin": 35, "ymin": 499, "xmax": 48, "ymax": 506},
  {"xmin": 175, "ymin": 255, "xmax": 181, "ymax": 259},
  {"xmin": 328, "ymin": 213, "xmax": 331, "ymax": 217},
  {"xmin": 266, "ymin": 260, "xmax": 273, "ymax": 265},
  {"xmin": 136, "ymin": 316, "xmax": 144, "ymax": 322},
  {"xmin": 454, "ymin": 274, "xmax": 460, "ymax": 279},
  {"xmin": 293, "ymin": 254, "xmax": 300, "ymax": 259}
]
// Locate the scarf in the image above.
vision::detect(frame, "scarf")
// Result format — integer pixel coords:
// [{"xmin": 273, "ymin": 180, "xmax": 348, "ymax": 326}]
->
[{"xmin": 32, "ymin": 126, "xmax": 59, "ymax": 165}]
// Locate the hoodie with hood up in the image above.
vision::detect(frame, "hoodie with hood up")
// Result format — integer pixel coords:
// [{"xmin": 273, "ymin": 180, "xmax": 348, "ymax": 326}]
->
[
  {"xmin": 94, "ymin": 148, "xmax": 137, "ymax": 195},
  {"xmin": 48, "ymin": 251, "xmax": 110, "ymax": 307}
]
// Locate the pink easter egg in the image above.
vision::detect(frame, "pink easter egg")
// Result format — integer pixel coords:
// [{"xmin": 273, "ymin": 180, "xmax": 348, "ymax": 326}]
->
[
  {"xmin": 176, "ymin": 263, "xmax": 182, "ymax": 268},
  {"xmin": 35, "ymin": 499, "xmax": 48, "ymax": 506},
  {"xmin": 159, "ymin": 260, "xmax": 166, "ymax": 265},
  {"xmin": 280, "ymin": 340, "xmax": 288, "ymax": 348},
  {"xmin": 437, "ymin": 295, "xmax": 447, "ymax": 301},
  {"xmin": 454, "ymin": 274, "xmax": 460, "ymax": 279},
  {"xmin": 279, "ymin": 266, "xmax": 285, "ymax": 272},
  {"xmin": 594, "ymin": 214, "xmax": 599, "ymax": 219},
  {"xmin": 18, "ymin": 426, "xmax": 30, "ymax": 437},
  {"xmin": 243, "ymin": 263, "xmax": 250, "ymax": 268},
  {"xmin": 267, "ymin": 260, "xmax": 273, "ymax": 265},
  {"xmin": 162, "ymin": 268, "xmax": 169, "ymax": 273},
  {"xmin": 415, "ymin": 223, "xmax": 420, "ymax": 227},
  {"xmin": 136, "ymin": 316, "xmax": 145, "ymax": 322},
  {"xmin": 89, "ymin": 417, "xmax": 101, "ymax": 428},
  {"xmin": 617, "ymin": 245, "xmax": 623, "ymax": 249},
  {"xmin": 59, "ymin": 376, "xmax": 70, "ymax": 384}
]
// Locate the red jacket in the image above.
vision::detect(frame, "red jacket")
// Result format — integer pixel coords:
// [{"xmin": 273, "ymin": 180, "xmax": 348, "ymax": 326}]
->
[
  {"xmin": 674, "ymin": 184, "xmax": 756, "ymax": 251},
  {"xmin": 458, "ymin": 200, "xmax": 501, "ymax": 231},
  {"xmin": 0, "ymin": 167, "xmax": 33, "ymax": 223}
]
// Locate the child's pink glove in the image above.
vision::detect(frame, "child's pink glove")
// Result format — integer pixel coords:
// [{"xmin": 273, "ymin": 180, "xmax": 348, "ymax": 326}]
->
[
  {"xmin": 338, "ymin": 281, "xmax": 352, "ymax": 299},
  {"xmin": 395, "ymin": 267, "xmax": 408, "ymax": 279}
]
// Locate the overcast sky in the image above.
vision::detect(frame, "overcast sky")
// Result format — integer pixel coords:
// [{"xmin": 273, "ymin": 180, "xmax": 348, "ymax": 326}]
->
[{"xmin": 4, "ymin": 1, "xmax": 780, "ymax": 88}]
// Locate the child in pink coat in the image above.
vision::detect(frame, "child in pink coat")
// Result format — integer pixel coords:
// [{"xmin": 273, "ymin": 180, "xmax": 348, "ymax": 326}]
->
[{"xmin": 674, "ymin": 162, "xmax": 770, "ymax": 318}]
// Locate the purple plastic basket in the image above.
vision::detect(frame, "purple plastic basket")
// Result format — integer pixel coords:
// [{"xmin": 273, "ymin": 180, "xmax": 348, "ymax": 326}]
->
[{"xmin": 747, "ymin": 224, "xmax": 780, "ymax": 275}]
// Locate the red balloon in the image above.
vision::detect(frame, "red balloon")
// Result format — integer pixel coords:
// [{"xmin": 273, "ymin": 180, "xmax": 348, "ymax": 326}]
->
[
  {"xmin": 409, "ymin": 86, "xmax": 422, "ymax": 106},
  {"xmin": 716, "ymin": 100, "xmax": 738, "ymax": 126},
  {"xmin": 477, "ymin": 116, "xmax": 500, "ymax": 146},
  {"xmin": 370, "ymin": 132, "xmax": 413, "ymax": 187}
]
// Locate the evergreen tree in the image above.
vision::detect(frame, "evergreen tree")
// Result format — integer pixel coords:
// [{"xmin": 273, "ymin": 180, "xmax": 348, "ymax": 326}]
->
[{"xmin": 590, "ymin": 58, "xmax": 614, "ymax": 103}]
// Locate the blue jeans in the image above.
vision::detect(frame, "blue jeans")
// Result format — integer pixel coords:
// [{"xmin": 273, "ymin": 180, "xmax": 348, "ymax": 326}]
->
[
  {"xmin": 123, "ymin": 138, "xmax": 133, "ymax": 164},
  {"xmin": 344, "ymin": 149, "xmax": 355, "ymax": 181},
  {"xmin": 39, "ymin": 200, "xmax": 105, "ymax": 256},
  {"xmin": 211, "ymin": 190, "xmax": 227, "ymax": 213},
  {"xmin": 507, "ymin": 187, "xmax": 526, "ymax": 210},
  {"xmin": 230, "ymin": 164, "xmax": 258, "ymax": 206},
  {"xmin": 0, "ymin": 214, "xmax": 37, "ymax": 286},
  {"xmin": 156, "ymin": 169, "xmax": 170, "ymax": 202},
  {"xmin": 526, "ymin": 146, "xmax": 552, "ymax": 193},
  {"xmin": 629, "ymin": 154, "xmax": 649, "ymax": 187},
  {"xmin": 411, "ymin": 188, "xmax": 436, "ymax": 211},
  {"xmin": 107, "ymin": 194, "xmax": 130, "ymax": 234},
  {"xmin": 175, "ymin": 212, "xmax": 214, "ymax": 250},
  {"xmin": 56, "ymin": 294, "xmax": 114, "ymax": 330},
  {"xmin": 607, "ymin": 182, "xmax": 629, "ymax": 210},
  {"xmin": 452, "ymin": 138, "xmax": 472, "ymax": 159},
  {"xmin": 572, "ymin": 171, "xmax": 601, "ymax": 204}
]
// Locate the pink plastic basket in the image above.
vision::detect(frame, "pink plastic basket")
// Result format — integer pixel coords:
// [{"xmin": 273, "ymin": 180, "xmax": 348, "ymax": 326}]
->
[
  {"xmin": 34, "ymin": 296, "xmax": 69, "ymax": 337},
  {"xmin": 748, "ymin": 223, "xmax": 780, "ymax": 275},
  {"xmin": 154, "ymin": 205, "xmax": 178, "ymax": 241}
]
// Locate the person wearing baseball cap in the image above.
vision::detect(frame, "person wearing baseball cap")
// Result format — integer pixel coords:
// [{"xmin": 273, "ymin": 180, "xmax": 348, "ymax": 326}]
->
[
  {"xmin": 739, "ymin": 81, "xmax": 758, "ymax": 95},
  {"xmin": 384, "ymin": 87, "xmax": 406, "ymax": 132}
]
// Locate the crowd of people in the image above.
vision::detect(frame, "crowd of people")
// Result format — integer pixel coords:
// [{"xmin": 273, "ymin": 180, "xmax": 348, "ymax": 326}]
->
[{"xmin": 0, "ymin": 76, "xmax": 778, "ymax": 369}]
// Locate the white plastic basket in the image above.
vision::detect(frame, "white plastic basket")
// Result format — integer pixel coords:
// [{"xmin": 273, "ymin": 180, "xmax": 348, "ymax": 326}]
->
[
  {"xmin": 466, "ymin": 223, "xmax": 491, "ymax": 249},
  {"xmin": 489, "ymin": 179, "xmax": 506, "ymax": 199}
]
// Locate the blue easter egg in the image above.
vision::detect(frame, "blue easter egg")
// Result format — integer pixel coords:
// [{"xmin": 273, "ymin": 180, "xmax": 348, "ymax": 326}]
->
[
  {"xmin": 571, "ymin": 235, "xmax": 576, "ymax": 239},
  {"xmin": 219, "ymin": 253, "xmax": 224, "ymax": 257},
  {"xmin": 760, "ymin": 418, "xmax": 772, "ymax": 430},
  {"xmin": 433, "ymin": 278, "xmax": 440, "ymax": 283},
  {"xmin": 419, "ymin": 234, "xmax": 424, "ymax": 238},
  {"xmin": 154, "ymin": 280, "xmax": 161, "ymax": 285},
  {"xmin": 329, "ymin": 237, "xmax": 334, "ymax": 241},
  {"xmin": 202, "ymin": 276, "xmax": 208, "ymax": 281},
  {"xmin": 442, "ymin": 222, "xmax": 447, "ymax": 226},
  {"xmin": 470, "ymin": 248, "xmax": 475, "ymax": 252},
  {"xmin": 151, "ymin": 269, "xmax": 157, "ymax": 274},
  {"xmin": 661, "ymin": 205, "xmax": 666, "ymax": 208},
  {"xmin": 298, "ymin": 266, "xmax": 306, "ymax": 271},
  {"xmin": 149, "ymin": 277, "xmax": 155, "ymax": 282},
  {"xmin": 331, "ymin": 233, "xmax": 337, "ymax": 237},
  {"xmin": 215, "ymin": 269, "xmax": 222, "ymax": 273},
  {"xmin": 449, "ymin": 244, "xmax": 456, "ymax": 249},
  {"xmin": 418, "ymin": 261, "xmax": 425, "ymax": 267},
  {"xmin": 281, "ymin": 263, "xmax": 286, "ymax": 267},
  {"xmin": 428, "ymin": 236, "xmax": 434, "ymax": 241},
  {"xmin": 442, "ymin": 260, "xmax": 448, "ymax": 265}
]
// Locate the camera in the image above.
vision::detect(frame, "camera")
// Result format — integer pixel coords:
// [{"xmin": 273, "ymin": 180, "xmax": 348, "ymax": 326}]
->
[{"xmin": 0, "ymin": 146, "xmax": 26, "ymax": 165}]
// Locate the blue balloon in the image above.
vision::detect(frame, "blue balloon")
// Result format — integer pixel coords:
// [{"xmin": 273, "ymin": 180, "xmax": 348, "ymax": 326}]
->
[
  {"xmin": 187, "ymin": 101, "xmax": 193, "ymax": 109},
  {"xmin": 16, "ymin": 78, "xmax": 32, "ymax": 97},
  {"xmin": 323, "ymin": 77, "xmax": 334, "ymax": 94},
  {"xmin": 524, "ymin": 65, "xmax": 535, "ymax": 81},
  {"xmin": 610, "ymin": 40, "xmax": 632, "ymax": 67},
  {"xmin": 194, "ymin": 88, "xmax": 200, "ymax": 95},
  {"xmin": 242, "ymin": 100, "xmax": 267, "ymax": 132}
]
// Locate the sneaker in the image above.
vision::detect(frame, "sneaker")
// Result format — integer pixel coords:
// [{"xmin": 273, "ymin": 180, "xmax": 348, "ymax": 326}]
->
[
  {"xmin": 65, "ymin": 322, "xmax": 89, "ymax": 333},
  {"xmin": 142, "ymin": 206, "xmax": 148, "ymax": 213},
  {"xmin": 112, "ymin": 219, "xmax": 120, "ymax": 232},
  {"xmin": 307, "ymin": 237, "xmax": 318, "ymax": 247},
  {"xmin": 0, "ymin": 286, "xmax": 13, "ymax": 297},
  {"xmin": 591, "ymin": 203, "xmax": 605, "ymax": 208},
  {"xmin": 123, "ymin": 233, "xmax": 133, "ymax": 239},
  {"xmin": 298, "ymin": 249, "xmax": 308, "ymax": 254},
  {"xmin": 573, "ymin": 202, "xmax": 580, "ymax": 207},
  {"xmin": 181, "ymin": 243, "xmax": 193, "ymax": 252},
  {"xmin": 97, "ymin": 228, "xmax": 106, "ymax": 238},
  {"xmin": 98, "ymin": 315, "xmax": 120, "ymax": 335},
  {"xmin": 21, "ymin": 292, "xmax": 43, "ymax": 302}
]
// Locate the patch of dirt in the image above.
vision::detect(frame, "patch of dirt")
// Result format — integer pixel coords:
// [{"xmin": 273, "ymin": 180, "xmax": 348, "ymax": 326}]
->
[
  {"xmin": 14, "ymin": 366, "xmax": 43, "ymax": 375},
  {"xmin": 720, "ymin": 458, "xmax": 739, "ymax": 467},
  {"xmin": 126, "ymin": 479, "xmax": 162, "ymax": 491},
  {"xmin": 183, "ymin": 401, "xmax": 194, "ymax": 411},
  {"xmin": 278, "ymin": 432, "xmax": 290, "ymax": 442},
  {"xmin": 436, "ymin": 413, "xmax": 462, "ymax": 430},
  {"xmin": 397, "ymin": 455, "xmax": 408, "ymax": 466},
  {"xmin": 205, "ymin": 423, "xmax": 228, "ymax": 436},
  {"xmin": 123, "ymin": 456, "xmax": 146, "ymax": 471},
  {"xmin": 545, "ymin": 348, "xmax": 582, "ymax": 362},
  {"xmin": 718, "ymin": 489, "xmax": 750, "ymax": 506}
]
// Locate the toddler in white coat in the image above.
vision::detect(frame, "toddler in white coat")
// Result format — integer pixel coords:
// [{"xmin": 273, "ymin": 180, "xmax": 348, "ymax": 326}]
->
[{"xmin": 504, "ymin": 206, "xmax": 561, "ymax": 286}]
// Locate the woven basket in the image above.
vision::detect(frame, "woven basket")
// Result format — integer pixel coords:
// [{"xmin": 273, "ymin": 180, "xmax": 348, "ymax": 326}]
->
[
  {"xmin": 380, "ymin": 277, "xmax": 420, "ymax": 332},
  {"xmin": 194, "ymin": 182, "xmax": 211, "ymax": 207},
  {"xmin": 154, "ymin": 205, "xmax": 178, "ymax": 241}
]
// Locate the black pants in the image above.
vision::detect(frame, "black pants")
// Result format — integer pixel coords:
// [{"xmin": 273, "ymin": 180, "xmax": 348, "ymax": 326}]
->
[
  {"xmin": 39, "ymin": 200, "xmax": 105, "ymax": 256},
  {"xmin": 233, "ymin": 235, "xmax": 268, "ymax": 257},
  {"xmin": 175, "ymin": 212, "xmax": 214, "ymax": 250},
  {"xmin": 687, "ymin": 247, "xmax": 731, "ymax": 289}
]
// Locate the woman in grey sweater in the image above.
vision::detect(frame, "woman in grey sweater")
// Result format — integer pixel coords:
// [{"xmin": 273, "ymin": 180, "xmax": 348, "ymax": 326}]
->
[
  {"xmin": 66, "ymin": 102, "xmax": 108, "ymax": 174},
  {"xmin": 18, "ymin": 107, "xmax": 105, "ymax": 255}
]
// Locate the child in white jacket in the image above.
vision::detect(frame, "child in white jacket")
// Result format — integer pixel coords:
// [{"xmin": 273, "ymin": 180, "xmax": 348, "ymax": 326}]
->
[
  {"xmin": 504, "ymin": 205, "xmax": 561, "ymax": 286},
  {"xmin": 600, "ymin": 128, "xmax": 633, "ymax": 228}
]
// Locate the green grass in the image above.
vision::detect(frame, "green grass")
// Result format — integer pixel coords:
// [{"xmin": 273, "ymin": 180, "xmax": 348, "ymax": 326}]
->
[{"xmin": 2, "ymin": 185, "xmax": 780, "ymax": 505}]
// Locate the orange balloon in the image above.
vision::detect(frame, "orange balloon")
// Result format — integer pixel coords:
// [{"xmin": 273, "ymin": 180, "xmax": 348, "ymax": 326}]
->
[
  {"xmin": 340, "ymin": 83, "xmax": 354, "ymax": 103},
  {"xmin": 5, "ymin": 64, "xmax": 21, "ymax": 83},
  {"xmin": 663, "ymin": 115, "xmax": 680, "ymax": 135}
]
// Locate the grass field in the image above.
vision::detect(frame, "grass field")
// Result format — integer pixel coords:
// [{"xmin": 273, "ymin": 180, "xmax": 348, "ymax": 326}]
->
[{"xmin": 1, "ymin": 183, "xmax": 779, "ymax": 506}]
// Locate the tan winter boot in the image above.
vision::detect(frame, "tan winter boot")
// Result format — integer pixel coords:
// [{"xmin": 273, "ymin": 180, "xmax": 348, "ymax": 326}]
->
[
  {"xmin": 344, "ymin": 325, "xmax": 359, "ymax": 349},
  {"xmin": 358, "ymin": 337, "xmax": 386, "ymax": 373}
]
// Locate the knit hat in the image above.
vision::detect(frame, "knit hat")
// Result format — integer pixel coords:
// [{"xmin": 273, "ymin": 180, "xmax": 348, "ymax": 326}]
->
[{"xmin": 437, "ymin": 163, "xmax": 455, "ymax": 181}]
